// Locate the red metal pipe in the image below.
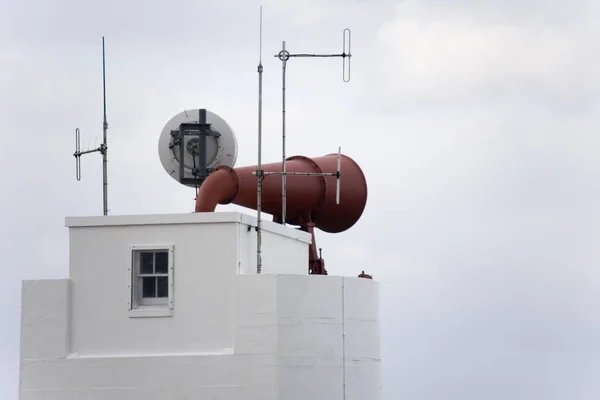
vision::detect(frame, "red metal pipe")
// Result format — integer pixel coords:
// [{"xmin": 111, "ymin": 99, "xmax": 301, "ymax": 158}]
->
[
  {"xmin": 194, "ymin": 167, "xmax": 239, "ymax": 213},
  {"xmin": 195, "ymin": 153, "xmax": 367, "ymax": 234}
]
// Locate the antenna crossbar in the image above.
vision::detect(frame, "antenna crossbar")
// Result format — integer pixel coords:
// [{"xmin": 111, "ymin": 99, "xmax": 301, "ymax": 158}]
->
[
  {"xmin": 253, "ymin": 146, "xmax": 342, "ymax": 206},
  {"xmin": 261, "ymin": 172, "xmax": 338, "ymax": 177},
  {"xmin": 286, "ymin": 53, "xmax": 348, "ymax": 58},
  {"xmin": 75, "ymin": 148, "xmax": 104, "ymax": 156}
]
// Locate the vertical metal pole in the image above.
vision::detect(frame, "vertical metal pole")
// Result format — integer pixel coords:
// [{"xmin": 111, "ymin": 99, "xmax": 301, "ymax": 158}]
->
[
  {"xmin": 281, "ymin": 41, "xmax": 287, "ymax": 226},
  {"xmin": 342, "ymin": 278, "xmax": 347, "ymax": 399},
  {"xmin": 198, "ymin": 109, "xmax": 207, "ymax": 180},
  {"xmin": 102, "ymin": 36, "xmax": 108, "ymax": 216},
  {"xmin": 256, "ymin": 7, "xmax": 264, "ymax": 274}
]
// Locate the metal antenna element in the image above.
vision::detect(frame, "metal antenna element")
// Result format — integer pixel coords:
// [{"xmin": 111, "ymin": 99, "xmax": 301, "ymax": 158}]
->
[
  {"xmin": 73, "ymin": 36, "xmax": 109, "ymax": 216},
  {"xmin": 336, "ymin": 146, "xmax": 342, "ymax": 204},
  {"xmin": 281, "ymin": 40, "xmax": 288, "ymax": 225},
  {"xmin": 102, "ymin": 36, "xmax": 108, "ymax": 216},
  {"xmin": 256, "ymin": 6, "xmax": 264, "ymax": 274},
  {"xmin": 256, "ymin": 147, "xmax": 342, "ymax": 206},
  {"xmin": 274, "ymin": 29, "xmax": 351, "ymax": 226}
]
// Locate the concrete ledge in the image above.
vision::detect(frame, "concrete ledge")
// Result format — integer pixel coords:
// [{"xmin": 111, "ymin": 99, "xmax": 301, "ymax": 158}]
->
[
  {"xmin": 65, "ymin": 212, "xmax": 311, "ymax": 244},
  {"xmin": 66, "ymin": 212, "xmax": 247, "ymax": 227}
]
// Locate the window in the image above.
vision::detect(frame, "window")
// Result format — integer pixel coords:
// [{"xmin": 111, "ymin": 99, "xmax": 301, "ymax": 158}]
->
[{"xmin": 129, "ymin": 244, "xmax": 174, "ymax": 317}]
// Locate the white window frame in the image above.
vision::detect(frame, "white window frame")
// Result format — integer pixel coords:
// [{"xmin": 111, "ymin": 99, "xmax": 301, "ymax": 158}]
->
[{"xmin": 128, "ymin": 244, "xmax": 174, "ymax": 318}]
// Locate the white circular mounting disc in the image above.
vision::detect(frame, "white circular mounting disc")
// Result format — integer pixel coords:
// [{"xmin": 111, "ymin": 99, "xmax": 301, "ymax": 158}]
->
[{"xmin": 158, "ymin": 109, "xmax": 238, "ymax": 188}]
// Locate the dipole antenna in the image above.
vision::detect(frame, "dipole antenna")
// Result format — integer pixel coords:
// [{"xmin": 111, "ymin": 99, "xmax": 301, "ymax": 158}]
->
[
  {"xmin": 274, "ymin": 28, "xmax": 351, "ymax": 225},
  {"xmin": 254, "ymin": 23, "xmax": 350, "ymax": 274},
  {"xmin": 73, "ymin": 36, "xmax": 109, "ymax": 216},
  {"xmin": 256, "ymin": 6, "xmax": 264, "ymax": 274}
]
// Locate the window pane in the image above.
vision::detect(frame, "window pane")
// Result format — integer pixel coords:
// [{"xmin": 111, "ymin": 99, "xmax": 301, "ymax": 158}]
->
[
  {"xmin": 155, "ymin": 251, "xmax": 168, "ymax": 273},
  {"xmin": 140, "ymin": 252, "xmax": 154, "ymax": 274},
  {"xmin": 142, "ymin": 277, "xmax": 156, "ymax": 298},
  {"xmin": 157, "ymin": 276, "xmax": 169, "ymax": 298}
]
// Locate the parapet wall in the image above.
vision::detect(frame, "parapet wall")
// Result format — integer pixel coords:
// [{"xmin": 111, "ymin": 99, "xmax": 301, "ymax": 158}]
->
[{"xmin": 20, "ymin": 275, "xmax": 380, "ymax": 399}]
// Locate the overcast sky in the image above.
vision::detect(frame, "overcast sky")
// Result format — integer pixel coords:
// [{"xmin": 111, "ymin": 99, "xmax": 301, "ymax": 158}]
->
[{"xmin": 1, "ymin": 0, "xmax": 600, "ymax": 398}]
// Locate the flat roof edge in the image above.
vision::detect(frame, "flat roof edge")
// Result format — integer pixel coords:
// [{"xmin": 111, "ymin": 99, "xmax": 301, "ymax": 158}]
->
[
  {"xmin": 65, "ymin": 212, "xmax": 244, "ymax": 227},
  {"xmin": 65, "ymin": 212, "xmax": 312, "ymax": 244}
]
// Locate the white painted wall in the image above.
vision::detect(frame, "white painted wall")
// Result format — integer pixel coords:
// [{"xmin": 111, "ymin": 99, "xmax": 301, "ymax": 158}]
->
[
  {"xmin": 20, "ymin": 279, "xmax": 70, "ymax": 361},
  {"xmin": 64, "ymin": 212, "xmax": 310, "ymax": 357},
  {"xmin": 236, "ymin": 274, "xmax": 382, "ymax": 400},
  {"xmin": 19, "ymin": 212, "xmax": 381, "ymax": 399},
  {"xmin": 237, "ymin": 221, "xmax": 310, "ymax": 275}
]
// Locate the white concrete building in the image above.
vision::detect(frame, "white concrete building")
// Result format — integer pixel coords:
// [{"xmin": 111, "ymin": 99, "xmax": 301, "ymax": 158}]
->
[{"xmin": 19, "ymin": 212, "xmax": 381, "ymax": 399}]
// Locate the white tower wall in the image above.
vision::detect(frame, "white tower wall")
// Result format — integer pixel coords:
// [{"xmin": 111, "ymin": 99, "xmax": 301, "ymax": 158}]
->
[{"xmin": 19, "ymin": 212, "xmax": 380, "ymax": 399}]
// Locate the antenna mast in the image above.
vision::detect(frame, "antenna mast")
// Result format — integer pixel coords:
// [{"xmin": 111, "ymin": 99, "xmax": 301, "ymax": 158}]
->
[
  {"xmin": 253, "ymin": 22, "xmax": 351, "ymax": 274},
  {"xmin": 73, "ymin": 36, "xmax": 109, "ymax": 216},
  {"xmin": 256, "ymin": 7, "xmax": 264, "ymax": 274},
  {"xmin": 252, "ymin": 29, "xmax": 350, "ymax": 275},
  {"xmin": 274, "ymin": 28, "xmax": 351, "ymax": 226},
  {"xmin": 102, "ymin": 36, "xmax": 108, "ymax": 216}
]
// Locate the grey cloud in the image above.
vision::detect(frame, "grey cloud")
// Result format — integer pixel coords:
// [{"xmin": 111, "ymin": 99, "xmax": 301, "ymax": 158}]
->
[
  {"xmin": 2, "ymin": 0, "xmax": 600, "ymax": 399},
  {"xmin": 369, "ymin": 0, "xmax": 600, "ymax": 112},
  {"xmin": 0, "ymin": 0, "xmax": 258, "ymax": 46},
  {"xmin": 322, "ymin": 99, "xmax": 600, "ymax": 398}
]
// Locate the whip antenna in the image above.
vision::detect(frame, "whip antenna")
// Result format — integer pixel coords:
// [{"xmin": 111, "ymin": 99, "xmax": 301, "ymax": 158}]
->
[{"xmin": 256, "ymin": 6, "xmax": 264, "ymax": 274}]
